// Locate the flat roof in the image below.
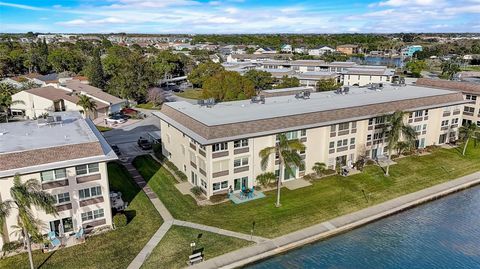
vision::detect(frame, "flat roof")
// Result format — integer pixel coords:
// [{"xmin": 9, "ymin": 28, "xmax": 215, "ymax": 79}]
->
[
  {"xmin": 0, "ymin": 113, "xmax": 97, "ymax": 153},
  {"xmin": 262, "ymin": 86, "xmax": 314, "ymax": 94},
  {"xmin": 160, "ymin": 85, "xmax": 461, "ymax": 126},
  {"xmin": 0, "ymin": 112, "xmax": 117, "ymax": 177}
]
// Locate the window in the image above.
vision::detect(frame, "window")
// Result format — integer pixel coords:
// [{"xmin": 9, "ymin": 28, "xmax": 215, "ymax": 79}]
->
[
  {"xmin": 234, "ymin": 139, "xmax": 248, "ymax": 148},
  {"xmin": 212, "ymin": 142, "xmax": 228, "ymax": 152},
  {"xmin": 233, "ymin": 157, "xmax": 248, "ymax": 167},
  {"xmin": 466, "ymin": 94, "xmax": 478, "ymax": 101},
  {"xmin": 300, "ymin": 129, "xmax": 307, "ymax": 137},
  {"xmin": 56, "ymin": 192, "xmax": 70, "ymax": 204},
  {"xmin": 367, "ymin": 134, "xmax": 372, "ymax": 141},
  {"xmin": 414, "ymin": 110, "xmax": 423, "ymax": 117},
  {"xmin": 338, "ymin": 122, "xmax": 349, "ymax": 131},
  {"xmin": 337, "ymin": 139, "xmax": 348, "ymax": 147},
  {"xmin": 201, "ymin": 179, "xmax": 207, "ymax": 189},
  {"xmin": 81, "ymin": 208, "xmax": 104, "ymax": 222},
  {"xmin": 441, "ymin": 120, "xmax": 449, "ymax": 127},
  {"xmin": 424, "ymin": 109, "xmax": 429, "ymax": 116},
  {"xmin": 414, "ymin": 125, "xmax": 422, "ymax": 132},
  {"xmin": 329, "ymin": 141, "xmax": 335, "ymax": 149},
  {"xmin": 464, "ymin": 106, "xmax": 475, "ymax": 113},
  {"xmin": 75, "ymin": 163, "xmax": 99, "ymax": 176},
  {"xmin": 368, "ymin": 118, "xmax": 374, "ymax": 125},
  {"xmin": 198, "ymin": 158, "xmax": 206, "ymax": 171},
  {"xmin": 330, "ymin": 125, "xmax": 336, "ymax": 132},
  {"xmin": 351, "ymin": 122, "xmax": 357, "ymax": 129},
  {"xmin": 375, "ymin": 116, "xmax": 385, "ymax": 124},
  {"xmin": 212, "ymin": 160, "xmax": 229, "ymax": 172},
  {"xmin": 284, "ymin": 131, "xmax": 298, "ymax": 140},
  {"xmin": 79, "ymin": 186, "xmax": 102, "ymax": 200},
  {"xmin": 423, "ymin": 124, "xmax": 427, "ymax": 130},
  {"xmin": 213, "ymin": 180, "xmax": 228, "ymax": 191},
  {"xmin": 40, "ymin": 168, "xmax": 67, "ymax": 182},
  {"xmin": 452, "ymin": 118, "xmax": 459, "ymax": 124},
  {"xmin": 350, "ymin": 138, "xmax": 356, "ymax": 145},
  {"xmin": 189, "ymin": 152, "xmax": 196, "ymax": 165},
  {"xmin": 373, "ymin": 132, "xmax": 384, "ymax": 140}
]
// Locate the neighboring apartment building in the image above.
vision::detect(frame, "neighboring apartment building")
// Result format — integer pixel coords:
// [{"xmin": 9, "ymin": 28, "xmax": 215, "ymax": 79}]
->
[
  {"xmin": 154, "ymin": 84, "xmax": 469, "ymax": 198},
  {"xmin": 341, "ymin": 66, "xmax": 395, "ymax": 86},
  {"xmin": 416, "ymin": 78, "xmax": 480, "ymax": 126},
  {"xmin": 0, "ymin": 112, "xmax": 117, "ymax": 248},
  {"xmin": 401, "ymin": 45, "xmax": 423, "ymax": 57},
  {"xmin": 336, "ymin": 44, "xmax": 360, "ymax": 55},
  {"xmin": 11, "ymin": 81, "xmax": 126, "ymax": 119}
]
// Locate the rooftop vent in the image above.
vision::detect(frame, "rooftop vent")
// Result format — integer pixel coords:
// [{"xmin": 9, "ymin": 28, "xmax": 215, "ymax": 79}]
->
[
  {"xmin": 198, "ymin": 98, "xmax": 216, "ymax": 108},
  {"xmin": 37, "ymin": 115, "xmax": 63, "ymax": 127},
  {"xmin": 295, "ymin": 91, "xmax": 311, "ymax": 99}
]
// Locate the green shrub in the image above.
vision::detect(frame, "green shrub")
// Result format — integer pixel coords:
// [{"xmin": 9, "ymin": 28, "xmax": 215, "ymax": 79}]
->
[
  {"xmin": 113, "ymin": 213, "xmax": 128, "ymax": 228},
  {"xmin": 209, "ymin": 193, "xmax": 228, "ymax": 203},
  {"xmin": 323, "ymin": 169, "xmax": 337, "ymax": 175},
  {"xmin": 2, "ymin": 241, "xmax": 22, "ymax": 257},
  {"xmin": 190, "ymin": 186, "xmax": 203, "ymax": 197}
]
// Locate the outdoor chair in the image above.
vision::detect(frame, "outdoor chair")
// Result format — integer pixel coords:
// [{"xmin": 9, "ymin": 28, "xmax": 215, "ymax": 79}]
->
[
  {"xmin": 249, "ymin": 187, "xmax": 255, "ymax": 198},
  {"xmin": 48, "ymin": 231, "xmax": 61, "ymax": 247},
  {"xmin": 75, "ymin": 228, "xmax": 85, "ymax": 242}
]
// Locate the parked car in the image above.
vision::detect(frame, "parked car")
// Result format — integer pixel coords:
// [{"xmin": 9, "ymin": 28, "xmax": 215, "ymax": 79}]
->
[
  {"xmin": 110, "ymin": 144, "xmax": 121, "ymax": 156},
  {"xmin": 105, "ymin": 114, "xmax": 126, "ymax": 124},
  {"xmin": 137, "ymin": 137, "xmax": 153, "ymax": 150}
]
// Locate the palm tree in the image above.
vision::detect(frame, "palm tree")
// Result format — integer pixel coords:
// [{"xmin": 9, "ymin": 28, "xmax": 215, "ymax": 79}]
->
[
  {"xmin": 383, "ymin": 111, "xmax": 417, "ymax": 176},
  {"xmin": 76, "ymin": 95, "xmax": 97, "ymax": 119},
  {"xmin": 459, "ymin": 123, "xmax": 479, "ymax": 156},
  {"xmin": 259, "ymin": 133, "xmax": 306, "ymax": 207},
  {"xmin": 312, "ymin": 162, "xmax": 327, "ymax": 177},
  {"xmin": 0, "ymin": 83, "xmax": 24, "ymax": 123},
  {"xmin": 256, "ymin": 172, "xmax": 276, "ymax": 188},
  {"xmin": 0, "ymin": 175, "xmax": 57, "ymax": 269}
]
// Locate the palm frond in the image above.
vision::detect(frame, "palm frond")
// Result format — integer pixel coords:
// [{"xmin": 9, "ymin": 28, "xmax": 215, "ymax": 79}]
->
[{"xmin": 259, "ymin": 146, "xmax": 276, "ymax": 171}]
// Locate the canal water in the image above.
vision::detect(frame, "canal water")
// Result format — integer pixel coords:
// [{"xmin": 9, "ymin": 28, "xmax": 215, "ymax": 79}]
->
[
  {"xmin": 350, "ymin": 56, "xmax": 404, "ymax": 68},
  {"xmin": 248, "ymin": 185, "xmax": 480, "ymax": 269}
]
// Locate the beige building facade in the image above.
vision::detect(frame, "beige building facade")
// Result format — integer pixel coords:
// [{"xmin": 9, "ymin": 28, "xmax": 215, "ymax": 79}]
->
[
  {"xmin": 0, "ymin": 113, "xmax": 117, "ymax": 248},
  {"xmin": 155, "ymin": 85, "xmax": 471, "ymax": 198}
]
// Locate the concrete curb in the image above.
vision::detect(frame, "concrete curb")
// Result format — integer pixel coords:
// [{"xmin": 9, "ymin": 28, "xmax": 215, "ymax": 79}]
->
[{"xmin": 191, "ymin": 172, "xmax": 480, "ymax": 269}]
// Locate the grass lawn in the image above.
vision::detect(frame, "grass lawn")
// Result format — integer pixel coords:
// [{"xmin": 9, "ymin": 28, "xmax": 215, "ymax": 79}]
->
[
  {"xmin": 141, "ymin": 226, "xmax": 252, "ymax": 269},
  {"xmin": 461, "ymin": 66, "xmax": 480, "ymax": 71},
  {"xmin": 96, "ymin": 125, "xmax": 113, "ymax": 132},
  {"xmin": 133, "ymin": 142, "xmax": 480, "ymax": 239},
  {"xmin": 0, "ymin": 162, "xmax": 162, "ymax": 269},
  {"xmin": 176, "ymin": 89, "xmax": 204, "ymax": 100},
  {"xmin": 136, "ymin": 102, "xmax": 162, "ymax": 110}
]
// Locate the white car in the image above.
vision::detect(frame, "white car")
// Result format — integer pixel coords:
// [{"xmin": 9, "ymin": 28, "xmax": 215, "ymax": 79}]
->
[{"xmin": 105, "ymin": 115, "xmax": 126, "ymax": 124}]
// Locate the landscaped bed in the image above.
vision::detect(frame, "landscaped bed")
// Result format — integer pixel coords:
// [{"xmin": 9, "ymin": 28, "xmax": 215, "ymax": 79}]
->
[
  {"xmin": 133, "ymin": 143, "xmax": 480, "ymax": 239},
  {"xmin": 141, "ymin": 226, "xmax": 252, "ymax": 269},
  {"xmin": 0, "ymin": 162, "xmax": 162, "ymax": 269}
]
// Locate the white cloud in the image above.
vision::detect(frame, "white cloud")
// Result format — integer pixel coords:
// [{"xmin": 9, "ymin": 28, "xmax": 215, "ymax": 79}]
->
[{"xmin": 0, "ymin": 1, "xmax": 48, "ymax": 11}]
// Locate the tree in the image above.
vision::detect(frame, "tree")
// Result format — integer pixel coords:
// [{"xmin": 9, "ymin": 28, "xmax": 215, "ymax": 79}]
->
[
  {"xmin": 383, "ymin": 111, "xmax": 417, "ymax": 176},
  {"xmin": 259, "ymin": 133, "xmax": 306, "ymax": 207},
  {"xmin": 48, "ymin": 48, "xmax": 85, "ymax": 74},
  {"xmin": 76, "ymin": 95, "xmax": 97, "ymax": 119},
  {"xmin": 316, "ymin": 78, "xmax": 339, "ymax": 92},
  {"xmin": 244, "ymin": 69, "xmax": 273, "ymax": 91},
  {"xmin": 202, "ymin": 70, "xmax": 255, "ymax": 101},
  {"xmin": 275, "ymin": 75, "xmax": 300, "ymax": 89},
  {"xmin": 256, "ymin": 172, "xmax": 276, "ymax": 188},
  {"xmin": 406, "ymin": 60, "xmax": 426, "ymax": 78},
  {"xmin": 312, "ymin": 162, "xmax": 327, "ymax": 176},
  {"xmin": 86, "ymin": 48, "xmax": 105, "ymax": 89},
  {"xmin": 440, "ymin": 60, "xmax": 460, "ymax": 80},
  {"xmin": 0, "ymin": 175, "xmax": 57, "ymax": 269},
  {"xmin": 147, "ymin": 87, "xmax": 165, "ymax": 107},
  {"xmin": 187, "ymin": 61, "xmax": 224, "ymax": 88},
  {"xmin": 459, "ymin": 123, "xmax": 479, "ymax": 156},
  {"xmin": 0, "ymin": 83, "xmax": 24, "ymax": 122}
]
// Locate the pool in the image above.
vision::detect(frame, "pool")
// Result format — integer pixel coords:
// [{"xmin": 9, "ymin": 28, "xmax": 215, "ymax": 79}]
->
[{"xmin": 248, "ymin": 185, "xmax": 480, "ymax": 269}]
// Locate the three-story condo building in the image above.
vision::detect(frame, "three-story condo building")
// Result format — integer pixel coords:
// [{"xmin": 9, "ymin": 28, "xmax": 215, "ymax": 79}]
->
[
  {"xmin": 154, "ymin": 84, "xmax": 471, "ymax": 198},
  {"xmin": 0, "ymin": 112, "xmax": 117, "ymax": 248}
]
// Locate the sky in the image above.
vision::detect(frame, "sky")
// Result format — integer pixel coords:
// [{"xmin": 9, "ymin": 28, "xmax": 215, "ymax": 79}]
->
[{"xmin": 1, "ymin": 0, "xmax": 480, "ymax": 34}]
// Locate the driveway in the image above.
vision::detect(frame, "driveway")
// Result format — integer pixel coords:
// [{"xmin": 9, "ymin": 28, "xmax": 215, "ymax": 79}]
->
[{"xmin": 102, "ymin": 109, "xmax": 160, "ymax": 157}]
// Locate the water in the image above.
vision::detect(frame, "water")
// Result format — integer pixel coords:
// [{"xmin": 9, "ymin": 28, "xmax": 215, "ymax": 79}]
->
[
  {"xmin": 350, "ymin": 56, "xmax": 404, "ymax": 68},
  {"xmin": 248, "ymin": 185, "xmax": 480, "ymax": 269}
]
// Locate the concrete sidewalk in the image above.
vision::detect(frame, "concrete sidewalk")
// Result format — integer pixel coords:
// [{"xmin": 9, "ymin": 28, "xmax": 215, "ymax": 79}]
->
[{"xmin": 191, "ymin": 172, "xmax": 480, "ymax": 269}]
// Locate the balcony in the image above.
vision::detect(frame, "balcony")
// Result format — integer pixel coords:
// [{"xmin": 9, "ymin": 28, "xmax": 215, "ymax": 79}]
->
[
  {"xmin": 212, "ymin": 170, "xmax": 229, "ymax": 178},
  {"xmin": 234, "ymin": 166, "xmax": 249, "ymax": 173},
  {"xmin": 212, "ymin": 151, "xmax": 229, "ymax": 158},
  {"xmin": 443, "ymin": 111, "xmax": 451, "ymax": 117},
  {"xmin": 79, "ymin": 196, "xmax": 104, "ymax": 207},
  {"xmin": 76, "ymin": 173, "xmax": 101, "ymax": 184},
  {"xmin": 463, "ymin": 111, "xmax": 474, "ymax": 117},
  {"xmin": 56, "ymin": 203, "xmax": 72, "ymax": 212},
  {"xmin": 234, "ymin": 147, "xmax": 249, "ymax": 154}
]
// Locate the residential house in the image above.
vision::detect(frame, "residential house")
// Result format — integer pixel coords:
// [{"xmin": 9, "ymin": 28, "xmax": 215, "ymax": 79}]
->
[
  {"xmin": 336, "ymin": 44, "xmax": 361, "ymax": 55},
  {"xmin": 154, "ymin": 84, "xmax": 468, "ymax": 198},
  {"xmin": 11, "ymin": 81, "xmax": 126, "ymax": 119},
  {"xmin": 254, "ymin": 47, "xmax": 277, "ymax": 54},
  {"xmin": 308, "ymin": 46, "xmax": 335, "ymax": 56},
  {"xmin": 0, "ymin": 112, "xmax": 117, "ymax": 248},
  {"xmin": 281, "ymin": 44, "xmax": 292, "ymax": 53},
  {"xmin": 341, "ymin": 66, "xmax": 395, "ymax": 86}
]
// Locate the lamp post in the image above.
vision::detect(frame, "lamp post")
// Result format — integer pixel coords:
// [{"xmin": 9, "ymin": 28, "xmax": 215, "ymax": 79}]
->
[{"xmin": 250, "ymin": 221, "xmax": 256, "ymax": 241}]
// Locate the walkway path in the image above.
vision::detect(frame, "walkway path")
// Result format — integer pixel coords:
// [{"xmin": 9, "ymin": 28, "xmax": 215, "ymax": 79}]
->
[
  {"xmin": 124, "ymin": 158, "xmax": 264, "ymax": 269},
  {"xmin": 190, "ymin": 171, "xmax": 480, "ymax": 269}
]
